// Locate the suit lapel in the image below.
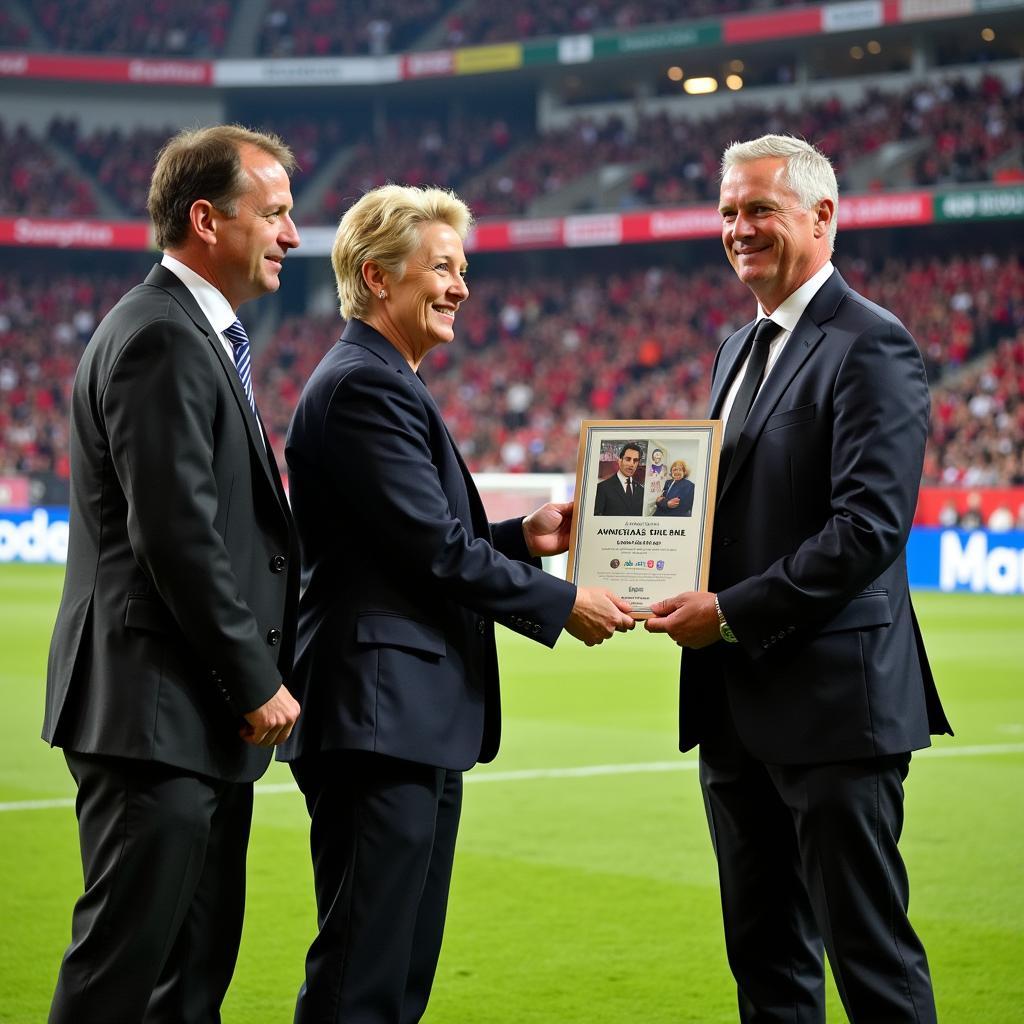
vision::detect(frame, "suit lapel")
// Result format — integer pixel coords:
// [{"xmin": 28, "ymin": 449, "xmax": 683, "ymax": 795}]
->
[
  {"xmin": 709, "ymin": 324, "xmax": 756, "ymax": 419},
  {"xmin": 717, "ymin": 271, "xmax": 847, "ymax": 499},
  {"xmin": 416, "ymin": 367, "xmax": 490, "ymax": 539},
  {"xmin": 342, "ymin": 319, "xmax": 489, "ymax": 538},
  {"xmin": 144, "ymin": 265, "xmax": 285, "ymax": 509}
]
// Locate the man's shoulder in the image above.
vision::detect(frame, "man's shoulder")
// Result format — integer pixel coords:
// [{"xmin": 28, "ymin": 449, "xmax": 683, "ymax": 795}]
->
[
  {"xmin": 95, "ymin": 278, "xmax": 193, "ymax": 339},
  {"xmin": 821, "ymin": 276, "xmax": 907, "ymax": 337}
]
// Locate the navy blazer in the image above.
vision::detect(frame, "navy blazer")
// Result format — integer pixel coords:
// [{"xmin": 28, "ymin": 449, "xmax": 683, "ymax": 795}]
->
[
  {"xmin": 279, "ymin": 319, "xmax": 576, "ymax": 771},
  {"xmin": 680, "ymin": 271, "xmax": 951, "ymax": 763}
]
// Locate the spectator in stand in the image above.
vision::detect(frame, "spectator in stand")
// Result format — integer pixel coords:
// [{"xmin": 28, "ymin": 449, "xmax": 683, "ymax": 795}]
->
[
  {"xmin": 33, "ymin": 0, "xmax": 231, "ymax": 55},
  {"xmin": 256, "ymin": 0, "xmax": 456, "ymax": 57},
  {"xmin": 0, "ymin": 123, "xmax": 97, "ymax": 217}
]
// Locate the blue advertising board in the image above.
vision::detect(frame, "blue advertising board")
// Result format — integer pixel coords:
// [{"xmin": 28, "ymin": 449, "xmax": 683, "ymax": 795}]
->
[
  {"xmin": 908, "ymin": 527, "xmax": 1024, "ymax": 595},
  {"xmin": 0, "ymin": 507, "xmax": 70, "ymax": 564}
]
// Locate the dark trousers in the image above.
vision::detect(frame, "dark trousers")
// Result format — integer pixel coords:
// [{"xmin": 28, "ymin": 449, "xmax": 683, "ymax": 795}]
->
[
  {"xmin": 699, "ymin": 736, "xmax": 937, "ymax": 1024},
  {"xmin": 49, "ymin": 752, "xmax": 253, "ymax": 1024},
  {"xmin": 291, "ymin": 751, "xmax": 462, "ymax": 1024}
]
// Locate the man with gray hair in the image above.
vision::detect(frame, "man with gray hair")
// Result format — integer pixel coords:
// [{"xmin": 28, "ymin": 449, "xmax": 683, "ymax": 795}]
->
[{"xmin": 646, "ymin": 135, "xmax": 951, "ymax": 1021}]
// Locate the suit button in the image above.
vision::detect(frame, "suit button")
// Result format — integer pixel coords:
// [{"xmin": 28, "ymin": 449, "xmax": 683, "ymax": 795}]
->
[
  {"xmin": 266, "ymin": 628, "xmax": 281, "ymax": 646},
  {"xmin": 477, "ymin": 620, "xmax": 486, "ymax": 635},
  {"xmin": 269, "ymin": 554, "xmax": 287, "ymax": 573},
  {"xmin": 721, "ymin": 537, "xmax": 733, "ymax": 547}
]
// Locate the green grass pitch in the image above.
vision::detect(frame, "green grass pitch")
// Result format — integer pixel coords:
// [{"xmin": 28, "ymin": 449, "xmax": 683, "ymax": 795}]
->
[{"xmin": 1, "ymin": 565, "xmax": 1021, "ymax": 1022}]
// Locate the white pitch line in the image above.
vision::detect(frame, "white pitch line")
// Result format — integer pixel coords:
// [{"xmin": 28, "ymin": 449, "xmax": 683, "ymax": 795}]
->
[{"xmin": 3, "ymin": 742, "xmax": 1023, "ymax": 813}]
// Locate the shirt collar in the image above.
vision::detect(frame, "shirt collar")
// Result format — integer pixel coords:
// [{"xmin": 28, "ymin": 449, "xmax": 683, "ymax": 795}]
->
[
  {"xmin": 161, "ymin": 253, "xmax": 237, "ymax": 335},
  {"xmin": 756, "ymin": 261, "xmax": 834, "ymax": 334}
]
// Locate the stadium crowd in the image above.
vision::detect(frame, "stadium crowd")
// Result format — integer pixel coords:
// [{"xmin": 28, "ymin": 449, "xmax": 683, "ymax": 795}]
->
[
  {"xmin": 5, "ymin": 72, "xmax": 1019, "ymax": 221},
  {"xmin": 0, "ymin": 271, "xmax": 138, "ymax": 481},
  {"xmin": 0, "ymin": 123, "xmax": 97, "ymax": 218},
  {"xmin": 2, "ymin": 254, "xmax": 1020, "ymax": 494},
  {"xmin": 30, "ymin": 0, "xmax": 232, "ymax": 56},
  {"xmin": 11, "ymin": 0, "xmax": 828, "ymax": 57},
  {"xmin": 256, "ymin": 0, "xmax": 457, "ymax": 57}
]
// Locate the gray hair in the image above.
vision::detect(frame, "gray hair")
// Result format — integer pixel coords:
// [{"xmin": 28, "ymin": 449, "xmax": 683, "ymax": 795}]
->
[{"xmin": 721, "ymin": 135, "xmax": 838, "ymax": 251}]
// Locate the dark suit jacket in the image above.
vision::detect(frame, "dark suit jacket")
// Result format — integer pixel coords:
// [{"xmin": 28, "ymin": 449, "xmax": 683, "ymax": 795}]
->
[
  {"xmin": 680, "ymin": 270, "xmax": 951, "ymax": 763},
  {"xmin": 655, "ymin": 478, "xmax": 694, "ymax": 517},
  {"xmin": 44, "ymin": 264, "xmax": 298, "ymax": 783},
  {"xmin": 594, "ymin": 472, "xmax": 645, "ymax": 516},
  {"xmin": 278, "ymin": 319, "xmax": 577, "ymax": 772}
]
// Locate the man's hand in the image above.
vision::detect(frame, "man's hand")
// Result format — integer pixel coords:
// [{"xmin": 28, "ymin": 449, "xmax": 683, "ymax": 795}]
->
[
  {"xmin": 565, "ymin": 587, "xmax": 635, "ymax": 646},
  {"xmin": 645, "ymin": 591, "xmax": 720, "ymax": 648},
  {"xmin": 240, "ymin": 683, "xmax": 300, "ymax": 747},
  {"xmin": 523, "ymin": 500, "xmax": 574, "ymax": 557}
]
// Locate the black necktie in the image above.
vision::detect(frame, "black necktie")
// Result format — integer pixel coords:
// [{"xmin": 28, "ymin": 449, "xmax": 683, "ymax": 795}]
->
[
  {"xmin": 719, "ymin": 318, "xmax": 782, "ymax": 482},
  {"xmin": 626, "ymin": 479, "xmax": 633, "ymax": 500}
]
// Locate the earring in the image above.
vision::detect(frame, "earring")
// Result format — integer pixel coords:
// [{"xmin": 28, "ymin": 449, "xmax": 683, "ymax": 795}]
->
[{"xmin": 379, "ymin": 289, "xmax": 386, "ymax": 299}]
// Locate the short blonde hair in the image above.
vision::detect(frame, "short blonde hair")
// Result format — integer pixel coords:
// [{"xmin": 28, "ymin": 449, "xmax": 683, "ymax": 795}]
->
[
  {"xmin": 670, "ymin": 459, "xmax": 690, "ymax": 477},
  {"xmin": 332, "ymin": 184, "xmax": 474, "ymax": 320}
]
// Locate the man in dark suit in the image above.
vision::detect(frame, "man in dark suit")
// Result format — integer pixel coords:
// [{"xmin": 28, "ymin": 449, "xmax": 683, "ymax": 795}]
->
[
  {"xmin": 646, "ymin": 135, "xmax": 952, "ymax": 1023},
  {"xmin": 593, "ymin": 442, "xmax": 646, "ymax": 516},
  {"xmin": 43, "ymin": 125, "xmax": 302, "ymax": 1024}
]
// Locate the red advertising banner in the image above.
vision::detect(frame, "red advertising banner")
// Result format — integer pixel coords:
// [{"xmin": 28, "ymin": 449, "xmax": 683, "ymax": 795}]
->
[
  {"xmin": 0, "ymin": 52, "xmax": 212, "ymax": 85},
  {"xmin": 841, "ymin": 191, "xmax": 934, "ymax": 227},
  {"xmin": 0, "ymin": 218, "xmax": 152, "ymax": 250},
  {"xmin": 723, "ymin": 7, "xmax": 822, "ymax": 42},
  {"xmin": 916, "ymin": 487, "xmax": 1024, "ymax": 527}
]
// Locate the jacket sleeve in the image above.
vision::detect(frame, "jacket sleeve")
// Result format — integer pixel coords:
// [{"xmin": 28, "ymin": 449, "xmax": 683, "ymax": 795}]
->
[
  {"xmin": 319, "ymin": 363, "xmax": 576, "ymax": 646},
  {"xmin": 101, "ymin": 317, "xmax": 282, "ymax": 712},
  {"xmin": 720, "ymin": 318, "xmax": 929, "ymax": 659}
]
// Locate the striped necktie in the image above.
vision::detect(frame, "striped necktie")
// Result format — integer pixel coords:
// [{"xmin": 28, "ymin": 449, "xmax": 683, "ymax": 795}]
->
[{"xmin": 224, "ymin": 318, "xmax": 256, "ymax": 414}]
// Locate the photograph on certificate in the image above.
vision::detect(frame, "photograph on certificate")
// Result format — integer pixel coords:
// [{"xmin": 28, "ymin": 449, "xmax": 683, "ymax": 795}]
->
[{"xmin": 567, "ymin": 420, "xmax": 721, "ymax": 617}]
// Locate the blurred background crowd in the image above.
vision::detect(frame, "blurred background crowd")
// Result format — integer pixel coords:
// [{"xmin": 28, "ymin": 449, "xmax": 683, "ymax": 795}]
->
[{"xmin": 1, "ymin": 0, "xmax": 1022, "ymax": 524}]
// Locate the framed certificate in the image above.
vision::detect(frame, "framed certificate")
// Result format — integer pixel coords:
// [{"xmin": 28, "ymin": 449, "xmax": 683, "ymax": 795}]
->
[{"xmin": 566, "ymin": 420, "xmax": 722, "ymax": 618}]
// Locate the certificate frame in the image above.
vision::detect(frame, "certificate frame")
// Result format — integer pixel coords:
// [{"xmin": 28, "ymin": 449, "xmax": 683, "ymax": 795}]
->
[{"xmin": 566, "ymin": 420, "xmax": 722, "ymax": 618}]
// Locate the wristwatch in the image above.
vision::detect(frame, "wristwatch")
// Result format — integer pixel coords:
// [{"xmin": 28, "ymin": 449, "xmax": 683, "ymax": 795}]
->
[{"xmin": 714, "ymin": 595, "xmax": 737, "ymax": 644}]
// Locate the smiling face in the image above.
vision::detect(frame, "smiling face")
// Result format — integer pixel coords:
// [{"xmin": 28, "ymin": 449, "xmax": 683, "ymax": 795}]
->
[
  {"xmin": 651, "ymin": 449, "xmax": 663, "ymax": 466},
  {"xmin": 375, "ymin": 221, "xmax": 469, "ymax": 367},
  {"xmin": 618, "ymin": 447, "xmax": 641, "ymax": 478},
  {"xmin": 719, "ymin": 156, "xmax": 832, "ymax": 314},
  {"xmin": 212, "ymin": 144, "xmax": 299, "ymax": 308},
  {"xmin": 670, "ymin": 460, "xmax": 688, "ymax": 480}
]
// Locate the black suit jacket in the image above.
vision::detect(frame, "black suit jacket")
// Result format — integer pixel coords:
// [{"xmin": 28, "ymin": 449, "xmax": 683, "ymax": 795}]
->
[
  {"xmin": 655, "ymin": 478, "xmax": 694, "ymax": 517},
  {"xmin": 44, "ymin": 264, "xmax": 298, "ymax": 783},
  {"xmin": 680, "ymin": 270, "xmax": 951, "ymax": 763},
  {"xmin": 278, "ymin": 319, "xmax": 576, "ymax": 772},
  {"xmin": 594, "ymin": 473, "xmax": 645, "ymax": 516}
]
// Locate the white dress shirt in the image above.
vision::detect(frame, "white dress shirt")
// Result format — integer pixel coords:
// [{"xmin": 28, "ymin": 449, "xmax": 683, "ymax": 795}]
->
[
  {"xmin": 160, "ymin": 253, "xmax": 266, "ymax": 449},
  {"xmin": 161, "ymin": 253, "xmax": 238, "ymax": 364},
  {"xmin": 719, "ymin": 262, "xmax": 834, "ymax": 426}
]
